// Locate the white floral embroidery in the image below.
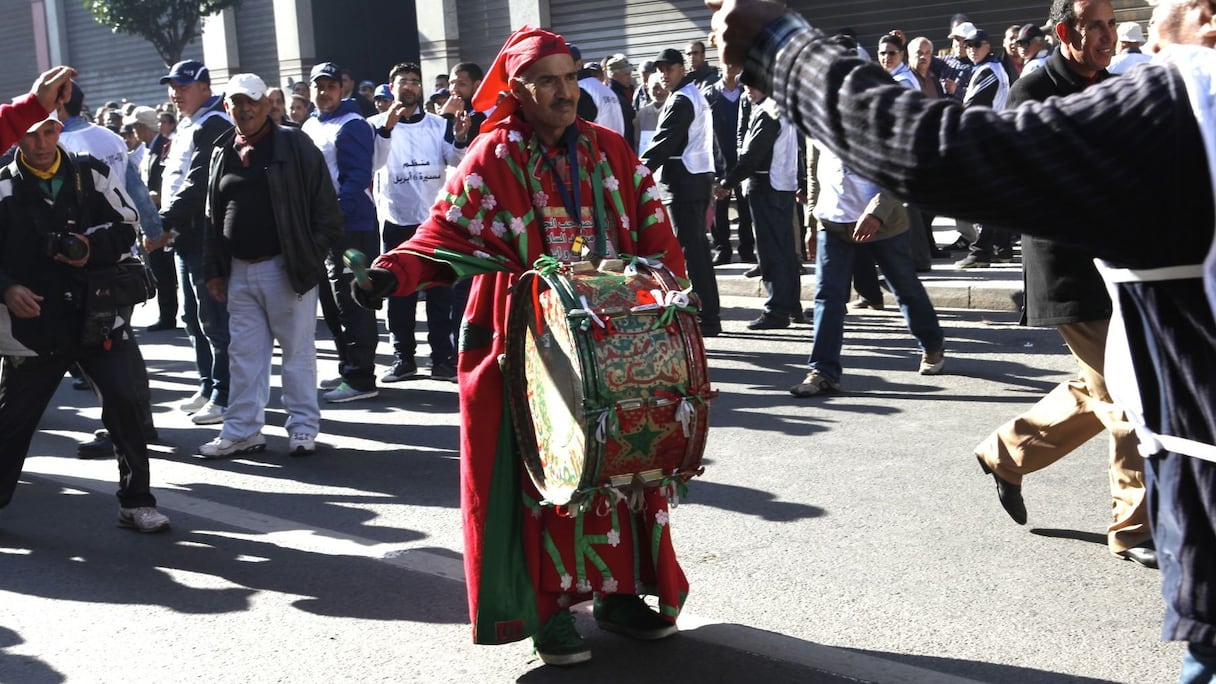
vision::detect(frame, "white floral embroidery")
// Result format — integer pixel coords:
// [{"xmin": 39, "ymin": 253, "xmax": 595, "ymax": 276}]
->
[
  {"xmin": 646, "ymin": 185, "xmax": 663, "ymax": 202},
  {"xmin": 445, "ymin": 204, "xmax": 463, "ymax": 223},
  {"xmin": 481, "ymin": 195, "xmax": 497, "ymax": 211},
  {"xmin": 491, "ymin": 220, "xmax": 507, "ymax": 238},
  {"xmin": 495, "ymin": 143, "xmax": 509, "ymax": 159},
  {"xmin": 655, "ymin": 510, "xmax": 669, "ymax": 527},
  {"xmin": 465, "ymin": 173, "xmax": 484, "ymax": 190},
  {"xmin": 576, "ymin": 579, "xmax": 592, "ymax": 594},
  {"xmin": 606, "ymin": 529, "xmax": 621, "ymax": 547},
  {"xmin": 601, "ymin": 578, "xmax": 619, "ymax": 593},
  {"xmin": 603, "ymin": 175, "xmax": 620, "ymax": 192},
  {"xmin": 510, "ymin": 217, "xmax": 526, "ymax": 235},
  {"xmin": 620, "ymin": 216, "xmax": 630, "ymax": 232},
  {"xmin": 636, "ymin": 164, "xmax": 650, "ymax": 177},
  {"xmin": 467, "ymin": 218, "xmax": 484, "ymax": 236},
  {"xmin": 508, "ymin": 130, "xmax": 523, "ymax": 143},
  {"xmin": 653, "ymin": 207, "xmax": 667, "ymax": 225},
  {"xmin": 532, "ymin": 191, "xmax": 549, "ymax": 208},
  {"xmin": 473, "ymin": 249, "xmax": 492, "ymax": 260},
  {"xmin": 560, "ymin": 573, "xmax": 573, "ymax": 590}
]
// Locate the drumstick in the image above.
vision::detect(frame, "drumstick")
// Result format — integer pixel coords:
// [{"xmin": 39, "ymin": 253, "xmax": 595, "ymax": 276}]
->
[{"xmin": 343, "ymin": 249, "xmax": 370, "ymax": 285}]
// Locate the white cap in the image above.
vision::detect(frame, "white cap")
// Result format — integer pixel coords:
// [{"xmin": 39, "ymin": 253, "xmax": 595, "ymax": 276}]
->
[
  {"xmin": 1117, "ymin": 22, "xmax": 1145, "ymax": 44},
  {"xmin": 949, "ymin": 21, "xmax": 977, "ymax": 39},
  {"xmin": 224, "ymin": 73, "xmax": 267, "ymax": 100},
  {"xmin": 25, "ymin": 110, "xmax": 62, "ymax": 134}
]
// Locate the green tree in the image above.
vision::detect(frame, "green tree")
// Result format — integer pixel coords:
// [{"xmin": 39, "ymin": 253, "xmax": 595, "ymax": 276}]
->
[{"xmin": 83, "ymin": 0, "xmax": 242, "ymax": 67}]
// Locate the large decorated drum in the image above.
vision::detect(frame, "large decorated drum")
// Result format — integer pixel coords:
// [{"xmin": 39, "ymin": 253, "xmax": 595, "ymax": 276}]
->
[{"xmin": 504, "ymin": 257, "xmax": 713, "ymax": 508}]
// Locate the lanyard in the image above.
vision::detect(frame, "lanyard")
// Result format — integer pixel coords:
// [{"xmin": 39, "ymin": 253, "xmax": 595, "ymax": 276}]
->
[{"xmin": 540, "ymin": 125, "xmax": 582, "ymax": 225}]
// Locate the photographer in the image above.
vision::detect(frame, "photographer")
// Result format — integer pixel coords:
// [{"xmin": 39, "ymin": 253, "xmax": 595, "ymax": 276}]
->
[{"xmin": 0, "ymin": 113, "xmax": 170, "ymax": 533}]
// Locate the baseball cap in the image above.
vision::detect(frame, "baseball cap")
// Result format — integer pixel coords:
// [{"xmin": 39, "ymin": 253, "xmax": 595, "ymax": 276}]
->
[
  {"xmin": 962, "ymin": 27, "xmax": 989, "ymax": 45},
  {"xmin": 225, "ymin": 73, "xmax": 267, "ymax": 100},
  {"xmin": 309, "ymin": 62, "xmax": 342, "ymax": 84},
  {"xmin": 606, "ymin": 54, "xmax": 633, "ymax": 73},
  {"xmin": 373, "ymin": 84, "xmax": 392, "ymax": 101},
  {"xmin": 160, "ymin": 60, "xmax": 210, "ymax": 85},
  {"xmin": 123, "ymin": 105, "xmax": 159, "ymax": 128},
  {"xmin": 652, "ymin": 48, "xmax": 684, "ymax": 66},
  {"xmin": 25, "ymin": 110, "xmax": 62, "ymax": 134},
  {"xmin": 949, "ymin": 21, "xmax": 976, "ymax": 39},
  {"xmin": 1117, "ymin": 22, "xmax": 1145, "ymax": 44},
  {"xmin": 1016, "ymin": 24, "xmax": 1045, "ymax": 44}
]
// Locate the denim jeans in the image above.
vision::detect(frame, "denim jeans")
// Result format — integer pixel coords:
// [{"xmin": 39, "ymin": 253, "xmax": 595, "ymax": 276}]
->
[
  {"xmin": 176, "ymin": 249, "xmax": 229, "ymax": 405},
  {"xmin": 808, "ymin": 227, "xmax": 944, "ymax": 382}
]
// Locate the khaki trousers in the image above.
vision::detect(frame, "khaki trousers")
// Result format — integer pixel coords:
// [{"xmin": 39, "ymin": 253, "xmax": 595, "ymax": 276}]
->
[{"xmin": 975, "ymin": 319, "xmax": 1150, "ymax": 552}]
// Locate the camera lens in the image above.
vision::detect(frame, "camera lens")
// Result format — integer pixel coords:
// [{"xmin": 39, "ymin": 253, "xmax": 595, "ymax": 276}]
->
[{"xmin": 59, "ymin": 235, "xmax": 88, "ymax": 261}]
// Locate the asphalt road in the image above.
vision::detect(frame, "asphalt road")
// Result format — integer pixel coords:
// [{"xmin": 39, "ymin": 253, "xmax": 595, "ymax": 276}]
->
[{"xmin": 0, "ymin": 296, "xmax": 1179, "ymax": 683}]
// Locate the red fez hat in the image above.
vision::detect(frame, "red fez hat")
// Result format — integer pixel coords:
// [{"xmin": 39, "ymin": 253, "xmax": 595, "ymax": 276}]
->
[{"xmin": 473, "ymin": 25, "xmax": 571, "ymax": 129}]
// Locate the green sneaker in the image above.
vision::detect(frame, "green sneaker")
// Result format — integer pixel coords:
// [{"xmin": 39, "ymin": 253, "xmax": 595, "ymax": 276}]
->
[
  {"xmin": 592, "ymin": 594, "xmax": 678, "ymax": 640},
  {"xmin": 533, "ymin": 609, "xmax": 591, "ymax": 666}
]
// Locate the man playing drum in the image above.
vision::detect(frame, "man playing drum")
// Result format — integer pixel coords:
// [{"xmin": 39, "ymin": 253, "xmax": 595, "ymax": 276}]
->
[{"xmin": 354, "ymin": 27, "xmax": 693, "ymax": 665}]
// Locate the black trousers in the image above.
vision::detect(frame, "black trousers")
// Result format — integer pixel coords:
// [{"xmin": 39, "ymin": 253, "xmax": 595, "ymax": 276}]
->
[
  {"xmin": 147, "ymin": 247, "xmax": 178, "ymax": 325},
  {"xmin": 382, "ymin": 221, "xmax": 455, "ymax": 366},
  {"xmin": 0, "ymin": 328, "xmax": 155, "ymax": 510},
  {"xmin": 711, "ymin": 185, "xmax": 754, "ymax": 259},
  {"xmin": 320, "ymin": 230, "xmax": 382, "ymax": 391},
  {"xmin": 665, "ymin": 175, "xmax": 721, "ymax": 324}
]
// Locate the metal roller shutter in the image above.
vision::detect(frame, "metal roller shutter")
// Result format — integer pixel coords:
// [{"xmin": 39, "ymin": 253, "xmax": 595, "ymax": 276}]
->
[
  {"xmin": 236, "ymin": 0, "xmax": 280, "ymax": 87},
  {"xmin": 0, "ymin": 6, "xmax": 40, "ymax": 109},
  {"xmin": 458, "ymin": 0, "xmax": 514, "ymax": 75},
  {"xmin": 63, "ymin": 2, "xmax": 202, "ymax": 111},
  {"xmin": 550, "ymin": 0, "xmax": 718, "ymax": 70}
]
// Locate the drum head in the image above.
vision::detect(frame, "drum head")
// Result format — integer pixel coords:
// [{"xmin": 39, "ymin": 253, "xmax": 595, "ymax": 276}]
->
[{"xmin": 505, "ymin": 271, "xmax": 586, "ymax": 505}]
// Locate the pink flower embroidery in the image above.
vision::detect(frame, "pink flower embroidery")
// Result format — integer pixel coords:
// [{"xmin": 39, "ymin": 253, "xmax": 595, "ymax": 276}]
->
[
  {"xmin": 508, "ymin": 130, "xmax": 523, "ymax": 143},
  {"xmin": 560, "ymin": 574, "xmax": 573, "ymax": 590},
  {"xmin": 491, "ymin": 220, "xmax": 507, "ymax": 238},
  {"xmin": 445, "ymin": 204, "xmax": 463, "ymax": 223},
  {"xmin": 620, "ymin": 216, "xmax": 630, "ymax": 232},
  {"xmin": 646, "ymin": 185, "xmax": 663, "ymax": 202},
  {"xmin": 465, "ymin": 173, "xmax": 484, "ymax": 190},
  {"xmin": 603, "ymin": 175, "xmax": 620, "ymax": 192},
  {"xmin": 601, "ymin": 578, "xmax": 619, "ymax": 593},
  {"xmin": 655, "ymin": 510, "xmax": 669, "ymax": 527},
  {"xmin": 532, "ymin": 191, "xmax": 549, "ymax": 208},
  {"xmin": 495, "ymin": 143, "xmax": 509, "ymax": 159},
  {"xmin": 606, "ymin": 529, "xmax": 621, "ymax": 547},
  {"xmin": 653, "ymin": 207, "xmax": 667, "ymax": 225},
  {"xmin": 467, "ymin": 218, "xmax": 484, "ymax": 236},
  {"xmin": 636, "ymin": 164, "xmax": 650, "ymax": 177},
  {"xmin": 510, "ymin": 217, "xmax": 526, "ymax": 235},
  {"xmin": 481, "ymin": 195, "xmax": 497, "ymax": 211}
]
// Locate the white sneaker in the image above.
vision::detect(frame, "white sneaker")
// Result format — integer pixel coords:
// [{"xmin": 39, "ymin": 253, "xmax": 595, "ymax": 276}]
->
[
  {"xmin": 179, "ymin": 391, "xmax": 208, "ymax": 414},
  {"xmin": 288, "ymin": 433, "xmax": 317, "ymax": 457},
  {"xmin": 322, "ymin": 382, "xmax": 378, "ymax": 403},
  {"xmin": 198, "ymin": 434, "xmax": 266, "ymax": 459},
  {"xmin": 117, "ymin": 506, "xmax": 171, "ymax": 533},
  {"xmin": 919, "ymin": 350, "xmax": 945, "ymax": 376},
  {"xmin": 191, "ymin": 401, "xmax": 227, "ymax": 425}
]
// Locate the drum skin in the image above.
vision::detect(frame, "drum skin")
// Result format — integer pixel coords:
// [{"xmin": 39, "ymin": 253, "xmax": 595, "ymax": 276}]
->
[{"xmin": 505, "ymin": 259, "xmax": 712, "ymax": 507}]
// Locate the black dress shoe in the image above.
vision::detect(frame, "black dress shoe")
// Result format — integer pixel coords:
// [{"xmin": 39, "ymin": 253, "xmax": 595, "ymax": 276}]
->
[
  {"xmin": 699, "ymin": 320, "xmax": 722, "ymax": 337},
  {"xmin": 743, "ymin": 265, "xmax": 761, "ymax": 278},
  {"xmin": 746, "ymin": 313, "xmax": 790, "ymax": 330},
  {"xmin": 791, "ymin": 312, "xmax": 811, "ymax": 325},
  {"xmin": 1115, "ymin": 544, "xmax": 1159, "ymax": 569},
  {"xmin": 738, "ymin": 252, "xmax": 757, "ymax": 263},
  {"xmin": 977, "ymin": 456, "xmax": 1027, "ymax": 525},
  {"xmin": 145, "ymin": 320, "xmax": 178, "ymax": 332}
]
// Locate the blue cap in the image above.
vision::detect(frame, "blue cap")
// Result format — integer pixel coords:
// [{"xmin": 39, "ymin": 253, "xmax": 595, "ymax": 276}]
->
[
  {"xmin": 373, "ymin": 83, "xmax": 392, "ymax": 101},
  {"xmin": 160, "ymin": 60, "xmax": 210, "ymax": 85},
  {"xmin": 309, "ymin": 62, "xmax": 342, "ymax": 84},
  {"xmin": 567, "ymin": 44, "xmax": 582, "ymax": 61}
]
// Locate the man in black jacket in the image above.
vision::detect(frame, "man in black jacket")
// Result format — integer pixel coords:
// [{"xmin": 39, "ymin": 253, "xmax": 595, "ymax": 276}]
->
[
  {"xmin": 973, "ymin": 0, "xmax": 1155, "ymax": 568},
  {"xmin": 0, "ymin": 114, "xmax": 170, "ymax": 532},
  {"xmin": 706, "ymin": 64, "xmax": 755, "ymax": 264},
  {"xmin": 199, "ymin": 74, "xmax": 343, "ymax": 459},
  {"xmin": 641, "ymin": 47, "xmax": 722, "ymax": 336}
]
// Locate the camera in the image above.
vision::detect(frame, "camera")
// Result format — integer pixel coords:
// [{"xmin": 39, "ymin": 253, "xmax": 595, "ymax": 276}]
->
[{"xmin": 45, "ymin": 231, "xmax": 88, "ymax": 260}]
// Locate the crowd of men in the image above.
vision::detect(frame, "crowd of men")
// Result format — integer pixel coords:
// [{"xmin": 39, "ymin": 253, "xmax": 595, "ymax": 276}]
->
[{"xmin": 1, "ymin": 0, "xmax": 1209, "ymax": 676}]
